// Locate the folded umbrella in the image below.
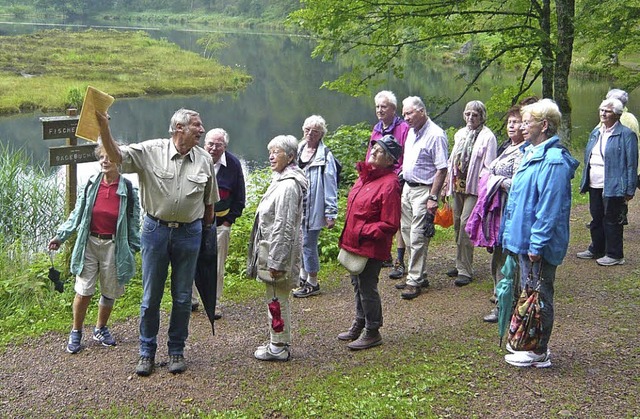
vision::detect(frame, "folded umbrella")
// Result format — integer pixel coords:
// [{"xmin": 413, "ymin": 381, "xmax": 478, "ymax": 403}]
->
[
  {"xmin": 496, "ymin": 254, "xmax": 516, "ymax": 346},
  {"xmin": 268, "ymin": 297, "xmax": 284, "ymax": 333},
  {"xmin": 48, "ymin": 251, "xmax": 64, "ymax": 293},
  {"xmin": 194, "ymin": 225, "xmax": 218, "ymax": 336}
]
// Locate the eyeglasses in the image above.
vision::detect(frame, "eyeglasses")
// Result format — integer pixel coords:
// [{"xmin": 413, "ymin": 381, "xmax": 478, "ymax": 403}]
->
[
  {"xmin": 303, "ymin": 127, "xmax": 322, "ymax": 134},
  {"xmin": 520, "ymin": 119, "xmax": 541, "ymax": 128},
  {"xmin": 269, "ymin": 149, "xmax": 285, "ymax": 157},
  {"xmin": 207, "ymin": 142, "xmax": 226, "ymax": 149}
]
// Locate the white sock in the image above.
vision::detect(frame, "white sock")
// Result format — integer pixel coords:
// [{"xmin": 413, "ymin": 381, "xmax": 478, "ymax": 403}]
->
[
  {"xmin": 306, "ymin": 276, "xmax": 318, "ymax": 286},
  {"xmin": 269, "ymin": 343, "xmax": 284, "ymax": 353}
]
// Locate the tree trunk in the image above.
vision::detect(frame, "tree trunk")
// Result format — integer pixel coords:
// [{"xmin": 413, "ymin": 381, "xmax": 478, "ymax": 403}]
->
[
  {"xmin": 554, "ymin": 0, "xmax": 576, "ymax": 145},
  {"xmin": 540, "ymin": 0, "xmax": 554, "ymax": 100}
]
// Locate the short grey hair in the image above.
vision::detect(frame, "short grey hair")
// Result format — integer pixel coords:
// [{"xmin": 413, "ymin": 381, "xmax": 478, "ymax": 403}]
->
[
  {"xmin": 375, "ymin": 90, "xmax": 398, "ymax": 108},
  {"xmin": 205, "ymin": 128, "xmax": 229, "ymax": 146},
  {"xmin": 268, "ymin": 135, "xmax": 298, "ymax": 160},
  {"xmin": 168, "ymin": 108, "xmax": 200, "ymax": 135},
  {"xmin": 606, "ymin": 89, "xmax": 629, "ymax": 107},
  {"xmin": 302, "ymin": 115, "xmax": 328, "ymax": 137},
  {"xmin": 464, "ymin": 100, "xmax": 487, "ymax": 124},
  {"xmin": 600, "ymin": 98, "xmax": 624, "ymax": 115},
  {"xmin": 402, "ymin": 96, "xmax": 426, "ymax": 113},
  {"xmin": 521, "ymin": 98, "xmax": 562, "ymax": 136}
]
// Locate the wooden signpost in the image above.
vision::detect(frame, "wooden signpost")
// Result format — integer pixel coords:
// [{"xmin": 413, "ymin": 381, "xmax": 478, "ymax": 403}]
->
[{"xmin": 39, "ymin": 108, "xmax": 97, "ymax": 214}]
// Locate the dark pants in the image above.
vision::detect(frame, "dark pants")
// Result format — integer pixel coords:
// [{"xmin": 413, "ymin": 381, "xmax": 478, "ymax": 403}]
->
[
  {"xmin": 588, "ymin": 188, "xmax": 625, "ymax": 259},
  {"xmin": 350, "ymin": 259, "xmax": 383, "ymax": 331},
  {"xmin": 519, "ymin": 255, "xmax": 556, "ymax": 354}
]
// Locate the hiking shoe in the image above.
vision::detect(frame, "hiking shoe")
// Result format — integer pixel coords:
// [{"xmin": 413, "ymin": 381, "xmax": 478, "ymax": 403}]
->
[
  {"xmin": 213, "ymin": 306, "xmax": 223, "ymax": 320},
  {"xmin": 489, "ymin": 295, "xmax": 497, "ymax": 304},
  {"xmin": 401, "ymin": 284, "xmax": 421, "ymax": 300},
  {"xmin": 382, "ymin": 257, "xmax": 394, "ymax": 267},
  {"xmin": 93, "ymin": 326, "xmax": 116, "ymax": 347},
  {"xmin": 483, "ymin": 307, "xmax": 498, "ymax": 323},
  {"xmin": 446, "ymin": 268, "xmax": 458, "ymax": 277},
  {"xmin": 66, "ymin": 330, "xmax": 82, "ymax": 354},
  {"xmin": 254, "ymin": 344, "xmax": 291, "ymax": 361},
  {"xmin": 396, "ymin": 279, "xmax": 429, "ymax": 290},
  {"xmin": 347, "ymin": 329, "xmax": 382, "ymax": 350},
  {"xmin": 135, "ymin": 356, "xmax": 155, "ymax": 376},
  {"xmin": 388, "ymin": 260, "xmax": 405, "ymax": 279},
  {"xmin": 337, "ymin": 319, "xmax": 365, "ymax": 341},
  {"xmin": 168, "ymin": 354, "xmax": 187, "ymax": 374},
  {"xmin": 596, "ymin": 256, "xmax": 625, "ymax": 266},
  {"xmin": 293, "ymin": 282, "xmax": 320, "ymax": 298},
  {"xmin": 576, "ymin": 249, "xmax": 598, "ymax": 259},
  {"xmin": 504, "ymin": 350, "xmax": 551, "ymax": 368},
  {"xmin": 454, "ymin": 275, "xmax": 472, "ymax": 287}
]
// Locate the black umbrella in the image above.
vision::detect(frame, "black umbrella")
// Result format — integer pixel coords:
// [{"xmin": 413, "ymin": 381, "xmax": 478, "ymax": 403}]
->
[
  {"xmin": 194, "ymin": 224, "xmax": 218, "ymax": 335},
  {"xmin": 48, "ymin": 251, "xmax": 64, "ymax": 293}
]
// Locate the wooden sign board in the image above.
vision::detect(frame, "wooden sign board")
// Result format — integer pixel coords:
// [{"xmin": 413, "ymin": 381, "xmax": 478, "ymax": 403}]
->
[
  {"xmin": 49, "ymin": 143, "xmax": 98, "ymax": 166},
  {"xmin": 40, "ymin": 116, "xmax": 80, "ymax": 140}
]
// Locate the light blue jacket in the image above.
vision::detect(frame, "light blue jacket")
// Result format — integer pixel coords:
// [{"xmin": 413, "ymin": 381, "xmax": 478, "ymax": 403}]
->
[
  {"xmin": 298, "ymin": 140, "xmax": 338, "ymax": 230},
  {"xmin": 501, "ymin": 136, "xmax": 579, "ymax": 266},
  {"xmin": 579, "ymin": 123, "xmax": 638, "ymax": 197},
  {"xmin": 56, "ymin": 173, "xmax": 141, "ymax": 286}
]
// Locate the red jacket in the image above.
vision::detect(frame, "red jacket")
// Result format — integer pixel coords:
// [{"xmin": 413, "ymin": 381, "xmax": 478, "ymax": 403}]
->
[{"xmin": 339, "ymin": 162, "xmax": 401, "ymax": 260}]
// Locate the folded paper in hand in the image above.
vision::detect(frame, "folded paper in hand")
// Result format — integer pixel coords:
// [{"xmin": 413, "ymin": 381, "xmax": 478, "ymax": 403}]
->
[{"xmin": 76, "ymin": 86, "xmax": 115, "ymax": 142}]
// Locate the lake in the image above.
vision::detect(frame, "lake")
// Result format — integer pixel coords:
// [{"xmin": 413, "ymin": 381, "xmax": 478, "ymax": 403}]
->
[{"xmin": 0, "ymin": 19, "xmax": 631, "ymax": 173}]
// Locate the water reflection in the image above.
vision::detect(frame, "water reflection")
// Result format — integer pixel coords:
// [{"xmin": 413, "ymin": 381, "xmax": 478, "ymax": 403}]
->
[{"xmin": 0, "ymin": 20, "xmax": 632, "ymax": 170}]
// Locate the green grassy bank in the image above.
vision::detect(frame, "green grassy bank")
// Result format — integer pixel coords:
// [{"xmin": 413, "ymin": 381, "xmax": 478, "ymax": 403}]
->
[{"xmin": 0, "ymin": 29, "xmax": 251, "ymax": 115}]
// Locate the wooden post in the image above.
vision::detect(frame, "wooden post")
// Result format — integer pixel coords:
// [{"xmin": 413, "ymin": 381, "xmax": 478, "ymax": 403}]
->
[{"xmin": 65, "ymin": 107, "xmax": 78, "ymax": 215}]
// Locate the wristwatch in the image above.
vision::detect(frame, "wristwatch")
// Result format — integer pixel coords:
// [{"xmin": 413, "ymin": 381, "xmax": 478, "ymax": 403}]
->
[{"xmin": 427, "ymin": 194, "xmax": 438, "ymax": 202}]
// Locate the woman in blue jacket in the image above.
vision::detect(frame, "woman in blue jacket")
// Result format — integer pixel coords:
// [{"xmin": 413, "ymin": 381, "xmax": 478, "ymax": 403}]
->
[
  {"xmin": 501, "ymin": 99, "xmax": 579, "ymax": 368},
  {"xmin": 577, "ymin": 98, "xmax": 638, "ymax": 266},
  {"xmin": 49, "ymin": 144, "xmax": 141, "ymax": 354}
]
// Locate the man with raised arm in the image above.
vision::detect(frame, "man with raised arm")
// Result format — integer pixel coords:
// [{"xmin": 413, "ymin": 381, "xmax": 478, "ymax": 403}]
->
[{"xmin": 97, "ymin": 109, "xmax": 218, "ymax": 377}]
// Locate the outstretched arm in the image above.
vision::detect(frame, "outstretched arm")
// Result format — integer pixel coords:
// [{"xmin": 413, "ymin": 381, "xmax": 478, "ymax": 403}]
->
[{"xmin": 96, "ymin": 111, "xmax": 123, "ymax": 164}]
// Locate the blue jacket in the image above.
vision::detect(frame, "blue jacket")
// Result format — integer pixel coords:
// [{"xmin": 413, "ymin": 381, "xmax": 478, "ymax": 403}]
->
[
  {"xmin": 297, "ymin": 140, "xmax": 339, "ymax": 230},
  {"xmin": 579, "ymin": 123, "xmax": 638, "ymax": 197},
  {"xmin": 501, "ymin": 136, "xmax": 579, "ymax": 266},
  {"xmin": 56, "ymin": 173, "xmax": 141, "ymax": 286}
]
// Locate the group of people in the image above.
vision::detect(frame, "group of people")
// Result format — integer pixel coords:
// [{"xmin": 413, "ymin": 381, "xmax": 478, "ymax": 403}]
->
[{"xmin": 49, "ymin": 86, "xmax": 637, "ymax": 373}]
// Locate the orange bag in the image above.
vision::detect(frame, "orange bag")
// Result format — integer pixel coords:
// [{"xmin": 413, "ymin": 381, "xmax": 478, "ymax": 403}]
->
[{"xmin": 434, "ymin": 202, "xmax": 454, "ymax": 228}]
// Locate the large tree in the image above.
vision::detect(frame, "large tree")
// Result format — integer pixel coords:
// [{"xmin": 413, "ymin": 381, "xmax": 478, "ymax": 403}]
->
[{"xmin": 291, "ymin": 0, "xmax": 580, "ymax": 141}]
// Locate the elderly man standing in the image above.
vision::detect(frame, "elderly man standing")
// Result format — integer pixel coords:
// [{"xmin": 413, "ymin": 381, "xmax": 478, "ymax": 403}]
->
[
  {"xmin": 395, "ymin": 96, "xmax": 448, "ymax": 300},
  {"xmin": 365, "ymin": 91, "xmax": 410, "ymax": 278},
  {"xmin": 202, "ymin": 128, "xmax": 245, "ymax": 318},
  {"xmin": 97, "ymin": 109, "xmax": 218, "ymax": 377}
]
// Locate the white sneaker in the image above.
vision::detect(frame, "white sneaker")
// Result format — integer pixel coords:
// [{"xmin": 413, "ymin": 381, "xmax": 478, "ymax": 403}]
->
[
  {"xmin": 596, "ymin": 256, "xmax": 625, "ymax": 266},
  {"xmin": 504, "ymin": 350, "xmax": 551, "ymax": 368},
  {"xmin": 254, "ymin": 343, "xmax": 290, "ymax": 362}
]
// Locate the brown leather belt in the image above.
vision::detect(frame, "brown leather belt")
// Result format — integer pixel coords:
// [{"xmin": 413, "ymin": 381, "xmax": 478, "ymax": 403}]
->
[{"xmin": 147, "ymin": 214, "xmax": 185, "ymax": 229}]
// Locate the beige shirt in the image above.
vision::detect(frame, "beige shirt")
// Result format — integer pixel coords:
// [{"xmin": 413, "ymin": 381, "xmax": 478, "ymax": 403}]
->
[{"xmin": 120, "ymin": 139, "xmax": 218, "ymax": 223}]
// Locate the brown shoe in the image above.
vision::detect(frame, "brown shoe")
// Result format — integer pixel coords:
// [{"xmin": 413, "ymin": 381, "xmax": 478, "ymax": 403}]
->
[
  {"xmin": 394, "ymin": 280, "xmax": 407, "ymax": 289},
  {"xmin": 401, "ymin": 284, "xmax": 421, "ymax": 300},
  {"xmin": 347, "ymin": 329, "xmax": 382, "ymax": 350},
  {"xmin": 337, "ymin": 319, "xmax": 365, "ymax": 341}
]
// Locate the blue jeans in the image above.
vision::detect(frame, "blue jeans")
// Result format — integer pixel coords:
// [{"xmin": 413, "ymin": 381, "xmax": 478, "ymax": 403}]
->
[
  {"xmin": 302, "ymin": 228, "xmax": 321, "ymax": 274},
  {"xmin": 139, "ymin": 216, "xmax": 202, "ymax": 357},
  {"xmin": 518, "ymin": 255, "xmax": 556, "ymax": 354}
]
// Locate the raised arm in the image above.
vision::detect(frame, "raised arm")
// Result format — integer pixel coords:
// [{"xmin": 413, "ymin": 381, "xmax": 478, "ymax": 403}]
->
[{"xmin": 96, "ymin": 111, "xmax": 123, "ymax": 164}]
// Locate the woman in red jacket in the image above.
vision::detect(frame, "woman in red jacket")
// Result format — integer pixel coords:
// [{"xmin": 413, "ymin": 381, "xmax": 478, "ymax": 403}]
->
[{"xmin": 337, "ymin": 135, "xmax": 402, "ymax": 350}]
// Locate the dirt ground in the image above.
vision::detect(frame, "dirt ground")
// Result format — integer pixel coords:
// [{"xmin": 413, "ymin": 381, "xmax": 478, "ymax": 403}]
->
[{"xmin": 0, "ymin": 201, "xmax": 638, "ymax": 418}]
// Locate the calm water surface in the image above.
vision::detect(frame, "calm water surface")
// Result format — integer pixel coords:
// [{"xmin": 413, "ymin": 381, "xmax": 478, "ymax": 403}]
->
[{"xmin": 0, "ymin": 20, "xmax": 633, "ymax": 173}]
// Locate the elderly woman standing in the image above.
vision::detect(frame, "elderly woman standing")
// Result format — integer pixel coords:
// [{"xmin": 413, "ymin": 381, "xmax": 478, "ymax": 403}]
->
[
  {"xmin": 338, "ymin": 135, "xmax": 401, "ymax": 350},
  {"xmin": 502, "ymin": 99, "xmax": 579, "ymax": 368},
  {"xmin": 49, "ymin": 144, "xmax": 141, "ymax": 354},
  {"xmin": 577, "ymin": 98, "xmax": 638, "ymax": 266},
  {"xmin": 466, "ymin": 103, "xmax": 528, "ymax": 322},
  {"xmin": 293, "ymin": 115, "xmax": 338, "ymax": 298},
  {"xmin": 247, "ymin": 135, "xmax": 308, "ymax": 361},
  {"xmin": 446, "ymin": 100, "xmax": 497, "ymax": 286}
]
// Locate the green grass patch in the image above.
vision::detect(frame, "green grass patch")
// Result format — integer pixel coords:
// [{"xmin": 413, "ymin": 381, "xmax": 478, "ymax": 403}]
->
[{"xmin": 0, "ymin": 29, "xmax": 251, "ymax": 115}]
